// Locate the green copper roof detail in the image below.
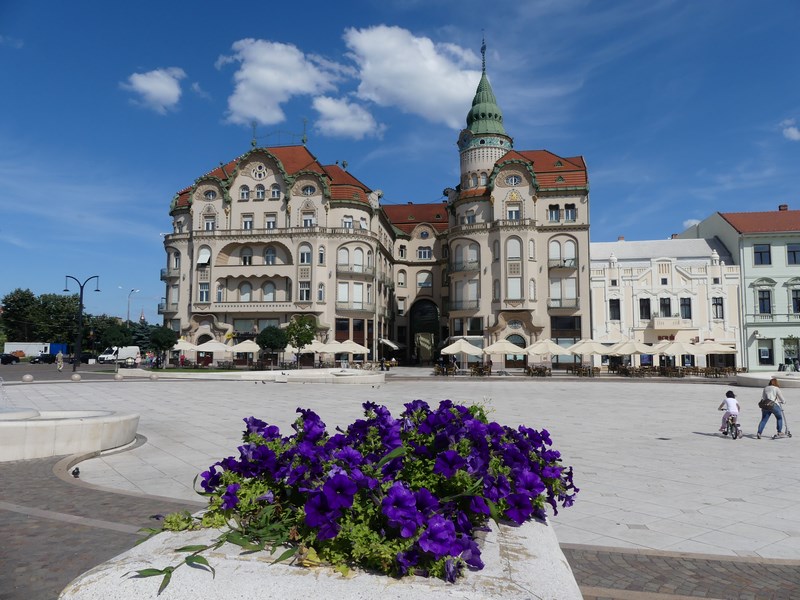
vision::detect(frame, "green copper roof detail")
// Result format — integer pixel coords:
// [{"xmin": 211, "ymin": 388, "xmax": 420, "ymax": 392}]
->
[{"xmin": 466, "ymin": 42, "xmax": 506, "ymax": 136}]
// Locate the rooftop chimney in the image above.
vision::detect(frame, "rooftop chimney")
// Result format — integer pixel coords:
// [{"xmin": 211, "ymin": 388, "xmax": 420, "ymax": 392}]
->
[
  {"xmin": 778, "ymin": 204, "xmax": 788, "ymax": 211},
  {"xmin": 617, "ymin": 235, "xmax": 625, "ymax": 241}
]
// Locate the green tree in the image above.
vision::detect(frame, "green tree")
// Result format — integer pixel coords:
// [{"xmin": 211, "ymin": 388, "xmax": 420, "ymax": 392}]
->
[
  {"xmin": 129, "ymin": 320, "xmax": 152, "ymax": 350},
  {"xmin": 84, "ymin": 314, "xmax": 124, "ymax": 355},
  {"xmin": 150, "ymin": 327, "xmax": 178, "ymax": 369},
  {"xmin": 285, "ymin": 315, "xmax": 316, "ymax": 351},
  {"xmin": 36, "ymin": 293, "xmax": 80, "ymax": 343},
  {"xmin": 256, "ymin": 326, "xmax": 287, "ymax": 353},
  {"xmin": 1, "ymin": 289, "xmax": 38, "ymax": 341},
  {"xmin": 102, "ymin": 324, "xmax": 131, "ymax": 349}
]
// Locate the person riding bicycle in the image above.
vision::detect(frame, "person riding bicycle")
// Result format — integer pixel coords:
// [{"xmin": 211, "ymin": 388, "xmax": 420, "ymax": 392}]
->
[{"xmin": 718, "ymin": 390, "xmax": 740, "ymax": 433}]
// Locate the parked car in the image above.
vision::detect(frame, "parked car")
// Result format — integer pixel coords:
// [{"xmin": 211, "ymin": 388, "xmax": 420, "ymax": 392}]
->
[
  {"xmin": 1, "ymin": 353, "xmax": 20, "ymax": 365},
  {"xmin": 30, "ymin": 354, "xmax": 57, "ymax": 364}
]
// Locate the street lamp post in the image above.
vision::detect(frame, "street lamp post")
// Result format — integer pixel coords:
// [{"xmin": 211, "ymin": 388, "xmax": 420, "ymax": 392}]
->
[
  {"xmin": 64, "ymin": 275, "xmax": 100, "ymax": 372},
  {"xmin": 127, "ymin": 288, "xmax": 140, "ymax": 326}
]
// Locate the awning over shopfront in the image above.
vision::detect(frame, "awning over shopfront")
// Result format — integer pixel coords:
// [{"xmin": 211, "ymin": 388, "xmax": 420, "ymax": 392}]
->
[{"xmin": 379, "ymin": 338, "xmax": 401, "ymax": 350}]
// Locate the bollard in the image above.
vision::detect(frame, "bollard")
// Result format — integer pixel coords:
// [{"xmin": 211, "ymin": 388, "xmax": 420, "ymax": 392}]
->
[
  {"xmin": 114, "ymin": 373, "xmax": 124, "ymax": 381},
  {"xmin": 71, "ymin": 374, "xmax": 81, "ymax": 382},
  {"xmin": 22, "ymin": 374, "xmax": 34, "ymax": 383}
]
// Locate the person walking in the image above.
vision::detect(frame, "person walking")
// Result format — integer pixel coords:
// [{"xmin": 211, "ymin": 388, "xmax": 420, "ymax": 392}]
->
[
  {"xmin": 56, "ymin": 351, "xmax": 64, "ymax": 372},
  {"xmin": 757, "ymin": 377, "xmax": 786, "ymax": 439}
]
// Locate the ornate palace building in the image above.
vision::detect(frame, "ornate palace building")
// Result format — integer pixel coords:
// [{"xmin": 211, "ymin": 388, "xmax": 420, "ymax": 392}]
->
[{"xmin": 160, "ymin": 52, "xmax": 590, "ymax": 364}]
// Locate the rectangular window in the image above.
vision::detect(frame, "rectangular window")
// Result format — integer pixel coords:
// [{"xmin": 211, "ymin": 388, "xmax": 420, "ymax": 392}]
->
[
  {"xmin": 639, "ymin": 298, "xmax": 651, "ymax": 320},
  {"xmin": 204, "ymin": 217, "xmax": 215, "ymax": 231},
  {"xmin": 758, "ymin": 340, "xmax": 774, "ymax": 366},
  {"xmin": 712, "ymin": 297, "xmax": 724, "ymax": 319},
  {"xmin": 792, "ymin": 289, "xmax": 800, "ymax": 313},
  {"xmin": 452, "ymin": 318, "xmax": 463, "ymax": 335},
  {"xmin": 507, "ymin": 277, "xmax": 522, "ymax": 299},
  {"xmin": 397, "ymin": 297, "xmax": 405, "ymax": 316},
  {"xmin": 399, "ymin": 245, "xmax": 407, "ymax": 258},
  {"xmin": 299, "ymin": 282, "xmax": 310, "ymax": 301},
  {"xmin": 680, "ymin": 297, "xmax": 692, "ymax": 319},
  {"xmin": 660, "ymin": 278, "xmax": 668, "ymax": 285},
  {"xmin": 241, "ymin": 254, "xmax": 252, "ymax": 266},
  {"xmin": 712, "ymin": 277, "xmax": 720, "ymax": 284},
  {"xmin": 788, "ymin": 244, "xmax": 800, "ymax": 265},
  {"xmin": 465, "ymin": 212, "xmax": 476, "ymax": 224},
  {"xmin": 317, "ymin": 284, "xmax": 325, "ymax": 302},
  {"xmin": 300, "ymin": 248, "xmax": 311, "ymax": 264},
  {"xmin": 342, "ymin": 217, "xmax": 353, "ymax": 229},
  {"xmin": 507, "ymin": 204, "xmax": 520, "ymax": 220},
  {"xmin": 418, "ymin": 247, "xmax": 432, "ymax": 260},
  {"xmin": 754, "ymin": 244, "xmax": 771, "ymax": 265},
  {"xmin": 337, "ymin": 282, "xmax": 349, "ymax": 302},
  {"xmin": 198, "ymin": 283, "xmax": 209, "ymax": 303},
  {"xmin": 547, "ymin": 205, "xmax": 560, "ymax": 222},
  {"xmin": 242, "ymin": 215, "xmax": 253, "ymax": 230},
  {"xmin": 609, "ymin": 298, "xmax": 621, "ymax": 320},
  {"xmin": 216, "ymin": 285, "xmax": 224, "ymax": 303},
  {"xmin": 302, "ymin": 212, "xmax": 315, "ymax": 228},
  {"xmin": 564, "ymin": 204, "xmax": 576, "ymax": 221},
  {"xmin": 659, "ymin": 297, "xmax": 671, "ymax": 317},
  {"xmin": 335, "ymin": 318, "xmax": 349, "ymax": 342},
  {"xmin": 610, "ymin": 279, "xmax": 618, "ymax": 287},
  {"xmin": 758, "ymin": 290, "xmax": 772, "ymax": 314},
  {"xmin": 265, "ymin": 214, "xmax": 276, "ymax": 230}
]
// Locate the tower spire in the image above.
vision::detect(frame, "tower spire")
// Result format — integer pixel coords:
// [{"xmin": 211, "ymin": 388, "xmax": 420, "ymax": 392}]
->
[{"xmin": 481, "ymin": 34, "xmax": 486, "ymax": 73}]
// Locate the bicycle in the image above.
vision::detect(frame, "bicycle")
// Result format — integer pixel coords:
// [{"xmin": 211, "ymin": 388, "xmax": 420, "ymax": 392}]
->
[{"xmin": 720, "ymin": 411, "xmax": 742, "ymax": 440}]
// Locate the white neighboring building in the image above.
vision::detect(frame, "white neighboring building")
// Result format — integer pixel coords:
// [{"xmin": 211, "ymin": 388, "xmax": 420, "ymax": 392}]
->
[
  {"xmin": 589, "ymin": 237, "xmax": 741, "ymax": 368},
  {"xmin": 679, "ymin": 205, "xmax": 800, "ymax": 371}
]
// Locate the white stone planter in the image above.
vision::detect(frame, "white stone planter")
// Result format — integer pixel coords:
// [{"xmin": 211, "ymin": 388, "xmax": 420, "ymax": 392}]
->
[{"xmin": 59, "ymin": 518, "xmax": 581, "ymax": 599}]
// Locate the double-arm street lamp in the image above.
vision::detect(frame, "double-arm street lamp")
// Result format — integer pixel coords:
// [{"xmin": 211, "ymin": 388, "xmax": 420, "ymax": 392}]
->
[{"xmin": 64, "ymin": 275, "xmax": 100, "ymax": 372}]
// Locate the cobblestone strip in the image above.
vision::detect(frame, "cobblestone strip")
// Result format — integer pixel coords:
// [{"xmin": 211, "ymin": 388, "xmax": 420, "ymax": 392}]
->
[
  {"xmin": 563, "ymin": 545, "xmax": 800, "ymax": 600},
  {"xmin": 0, "ymin": 457, "xmax": 203, "ymax": 600}
]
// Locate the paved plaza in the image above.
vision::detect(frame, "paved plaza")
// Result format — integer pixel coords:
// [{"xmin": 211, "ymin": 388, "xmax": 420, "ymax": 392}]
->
[{"xmin": 1, "ymin": 369, "xmax": 799, "ymax": 599}]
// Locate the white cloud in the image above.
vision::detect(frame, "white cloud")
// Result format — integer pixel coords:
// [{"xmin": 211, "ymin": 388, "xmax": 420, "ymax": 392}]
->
[
  {"xmin": 191, "ymin": 82, "xmax": 211, "ymax": 100},
  {"xmin": 312, "ymin": 96, "xmax": 385, "ymax": 140},
  {"xmin": 218, "ymin": 39, "xmax": 340, "ymax": 126},
  {"xmin": 682, "ymin": 218, "xmax": 700, "ymax": 229},
  {"xmin": 120, "ymin": 67, "xmax": 186, "ymax": 114},
  {"xmin": 0, "ymin": 35, "xmax": 23, "ymax": 49},
  {"xmin": 344, "ymin": 25, "xmax": 480, "ymax": 129},
  {"xmin": 781, "ymin": 118, "xmax": 800, "ymax": 141}
]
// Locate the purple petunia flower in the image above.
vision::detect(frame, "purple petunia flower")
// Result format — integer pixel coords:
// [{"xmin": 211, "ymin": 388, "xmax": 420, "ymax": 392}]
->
[
  {"xmin": 414, "ymin": 488, "xmax": 440, "ymax": 517},
  {"xmin": 469, "ymin": 495, "xmax": 490, "ymax": 515},
  {"xmin": 541, "ymin": 465, "xmax": 563, "ymax": 479},
  {"xmin": 199, "ymin": 464, "xmax": 222, "ymax": 493},
  {"xmin": 323, "ymin": 474, "xmax": 357, "ymax": 510},
  {"xmin": 443, "ymin": 558, "xmax": 461, "ymax": 583},
  {"xmin": 484, "ymin": 474, "xmax": 511, "ymax": 503},
  {"xmin": 396, "ymin": 546, "xmax": 420, "ymax": 576},
  {"xmin": 382, "ymin": 482, "xmax": 422, "ymax": 538},
  {"xmin": 304, "ymin": 491, "xmax": 342, "ymax": 535},
  {"xmin": 257, "ymin": 490, "xmax": 274, "ymax": 504},
  {"xmin": 514, "ymin": 469, "xmax": 546, "ymax": 498},
  {"xmin": 434, "ymin": 450, "xmax": 466, "ymax": 478},
  {"xmin": 505, "ymin": 493, "xmax": 534, "ymax": 524},
  {"xmin": 418, "ymin": 515, "xmax": 457, "ymax": 559},
  {"xmin": 456, "ymin": 535, "xmax": 484, "ymax": 570},
  {"xmin": 221, "ymin": 483, "xmax": 241, "ymax": 510}
]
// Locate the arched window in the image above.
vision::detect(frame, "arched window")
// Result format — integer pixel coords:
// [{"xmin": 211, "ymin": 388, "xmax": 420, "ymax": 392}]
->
[
  {"xmin": 564, "ymin": 240, "xmax": 577, "ymax": 267},
  {"xmin": 299, "ymin": 244, "xmax": 312, "ymax": 265},
  {"xmin": 318, "ymin": 246, "xmax": 325, "ymax": 265},
  {"xmin": 302, "ymin": 185, "xmax": 315, "ymax": 196},
  {"xmin": 529, "ymin": 279, "xmax": 536, "ymax": 300},
  {"xmin": 216, "ymin": 283, "xmax": 224, "ymax": 303},
  {"xmin": 366, "ymin": 250, "xmax": 373, "ymax": 267},
  {"xmin": 506, "ymin": 238, "xmax": 521, "ymax": 260},
  {"xmin": 480, "ymin": 172, "xmax": 487, "ymax": 186},
  {"xmin": 286, "ymin": 279, "xmax": 292, "ymax": 300},
  {"xmin": 318, "ymin": 283, "xmax": 325, "ymax": 301},
  {"xmin": 397, "ymin": 270, "xmax": 407, "ymax": 287},
  {"xmin": 262, "ymin": 281, "xmax": 276, "ymax": 302},
  {"xmin": 453, "ymin": 244, "xmax": 462, "ymax": 264},
  {"xmin": 493, "ymin": 279, "xmax": 500, "ymax": 300},
  {"xmin": 493, "ymin": 240, "xmax": 500, "ymax": 261},
  {"xmin": 548, "ymin": 240, "xmax": 561, "ymax": 260},
  {"xmin": 337, "ymin": 247, "xmax": 349, "ymax": 265},
  {"xmin": 354, "ymin": 248, "xmax": 364, "ymax": 273},
  {"xmin": 528, "ymin": 240, "xmax": 535, "ymax": 260},
  {"xmin": 239, "ymin": 185, "xmax": 250, "ymax": 201},
  {"xmin": 240, "ymin": 282, "xmax": 252, "ymax": 302},
  {"xmin": 465, "ymin": 210, "xmax": 476, "ymax": 224},
  {"xmin": 197, "ymin": 245, "xmax": 212, "ymax": 266},
  {"xmin": 471, "ymin": 174, "xmax": 478, "ymax": 188},
  {"xmin": 255, "ymin": 184, "xmax": 265, "ymax": 200},
  {"xmin": 468, "ymin": 243, "xmax": 479, "ymax": 264},
  {"xmin": 241, "ymin": 247, "xmax": 253, "ymax": 266},
  {"xmin": 271, "ymin": 184, "xmax": 281, "ymax": 199},
  {"xmin": 264, "ymin": 246, "xmax": 276, "ymax": 265},
  {"xmin": 172, "ymin": 251, "xmax": 181, "ymax": 269}
]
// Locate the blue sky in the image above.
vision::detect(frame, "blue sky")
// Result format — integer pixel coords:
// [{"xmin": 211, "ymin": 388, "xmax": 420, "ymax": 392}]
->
[{"xmin": 1, "ymin": 0, "xmax": 798, "ymax": 322}]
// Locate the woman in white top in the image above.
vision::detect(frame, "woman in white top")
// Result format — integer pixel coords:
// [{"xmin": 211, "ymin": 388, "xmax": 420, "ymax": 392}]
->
[{"xmin": 757, "ymin": 377, "xmax": 786, "ymax": 439}]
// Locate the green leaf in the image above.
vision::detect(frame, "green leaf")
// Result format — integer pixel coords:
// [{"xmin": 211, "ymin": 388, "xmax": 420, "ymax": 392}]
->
[
  {"xmin": 157, "ymin": 570, "xmax": 173, "ymax": 595},
  {"xmin": 271, "ymin": 546, "xmax": 298, "ymax": 564},
  {"xmin": 192, "ymin": 474, "xmax": 214, "ymax": 496},
  {"xmin": 185, "ymin": 555, "xmax": 216, "ymax": 577},
  {"xmin": 375, "ymin": 446, "xmax": 406, "ymax": 470},
  {"xmin": 175, "ymin": 544, "xmax": 209, "ymax": 553},
  {"xmin": 486, "ymin": 498, "xmax": 500, "ymax": 524},
  {"xmin": 126, "ymin": 568, "xmax": 167, "ymax": 578}
]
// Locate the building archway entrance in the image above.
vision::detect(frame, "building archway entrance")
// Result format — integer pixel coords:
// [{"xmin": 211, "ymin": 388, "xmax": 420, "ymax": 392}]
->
[
  {"xmin": 504, "ymin": 334, "xmax": 527, "ymax": 368},
  {"xmin": 409, "ymin": 299, "xmax": 440, "ymax": 365}
]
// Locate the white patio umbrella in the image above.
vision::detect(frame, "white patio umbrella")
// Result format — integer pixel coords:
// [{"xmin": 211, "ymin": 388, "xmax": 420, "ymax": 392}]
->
[
  {"xmin": 321, "ymin": 340, "xmax": 344, "ymax": 354},
  {"xmin": 194, "ymin": 340, "xmax": 232, "ymax": 353},
  {"xmin": 304, "ymin": 339, "xmax": 328, "ymax": 353},
  {"xmin": 230, "ymin": 340, "xmax": 261, "ymax": 353},
  {"xmin": 441, "ymin": 338, "xmax": 484, "ymax": 370},
  {"xmin": 339, "ymin": 340, "xmax": 370, "ymax": 355},
  {"xmin": 694, "ymin": 340, "xmax": 737, "ymax": 354},
  {"xmin": 484, "ymin": 339, "xmax": 526, "ymax": 355},
  {"xmin": 525, "ymin": 339, "xmax": 573, "ymax": 356},
  {"xmin": 655, "ymin": 340, "xmax": 701, "ymax": 357},
  {"xmin": 607, "ymin": 340, "xmax": 658, "ymax": 356},
  {"xmin": 172, "ymin": 339, "xmax": 198, "ymax": 352},
  {"xmin": 567, "ymin": 339, "xmax": 613, "ymax": 356}
]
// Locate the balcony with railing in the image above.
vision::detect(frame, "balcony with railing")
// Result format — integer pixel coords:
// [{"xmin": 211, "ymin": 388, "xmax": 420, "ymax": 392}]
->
[
  {"xmin": 157, "ymin": 302, "xmax": 179, "ymax": 314},
  {"xmin": 336, "ymin": 263, "xmax": 376, "ymax": 277},
  {"xmin": 650, "ymin": 316, "xmax": 693, "ymax": 329},
  {"xmin": 547, "ymin": 258, "xmax": 578, "ymax": 270},
  {"xmin": 547, "ymin": 297, "xmax": 579, "ymax": 309},
  {"xmin": 335, "ymin": 300, "xmax": 376, "ymax": 313},
  {"xmin": 160, "ymin": 268, "xmax": 180, "ymax": 281},
  {"xmin": 444, "ymin": 299, "xmax": 480, "ymax": 312},
  {"xmin": 449, "ymin": 260, "xmax": 480, "ymax": 273},
  {"xmin": 746, "ymin": 312, "xmax": 800, "ymax": 324}
]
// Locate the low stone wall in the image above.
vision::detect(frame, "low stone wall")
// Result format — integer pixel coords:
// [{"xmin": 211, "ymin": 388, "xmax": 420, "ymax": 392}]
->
[
  {"xmin": 59, "ymin": 518, "xmax": 581, "ymax": 599},
  {"xmin": 0, "ymin": 410, "xmax": 139, "ymax": 462}
]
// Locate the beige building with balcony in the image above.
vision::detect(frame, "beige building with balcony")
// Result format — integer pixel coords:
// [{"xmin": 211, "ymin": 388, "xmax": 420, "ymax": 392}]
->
[
  {"xmin": 589, "ymin": 238, "xmax": 742, "ymax": 368},
  {"xmin": 160, "ymin": 51, "xmax": 591, "ymax": 364}
]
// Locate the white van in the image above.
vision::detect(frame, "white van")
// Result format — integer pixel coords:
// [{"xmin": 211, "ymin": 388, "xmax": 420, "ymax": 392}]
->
[{"xmin": 97, "ymin": 346, "xmax": 141, "ymax": 365}]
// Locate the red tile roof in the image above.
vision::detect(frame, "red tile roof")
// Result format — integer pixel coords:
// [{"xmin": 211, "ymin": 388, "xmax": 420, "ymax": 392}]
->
[
  {"xmin": 511, "ymin": 150, "xmax": 588, "ymax": 188},
  {"xmin": 322, "ymin": 164, "xmax": 372, "ymax": 204},
  {"xmin": 382, "ymin": 203, "xmax": 450, "ymax": 234},
  {"xmin": 720, "ymin": 209, "xmax": 800, "ymax": 233}
]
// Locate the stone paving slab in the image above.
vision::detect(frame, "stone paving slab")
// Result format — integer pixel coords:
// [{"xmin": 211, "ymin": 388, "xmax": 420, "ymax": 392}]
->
[{"xmin": 2, "ymin": 372, "xmax": 799, "ymax": 599}]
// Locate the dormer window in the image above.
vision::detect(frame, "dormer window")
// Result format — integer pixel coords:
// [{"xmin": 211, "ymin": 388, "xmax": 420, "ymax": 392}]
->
[
  {"xmin": 302, "ymin": 185, "xmax": 316, "ymax": 196},
  {"xmin": 204, "ymin": 190, "xmax": 217, "ymax": 201},
  {"xmin": 506, "ymin": 175, "xmax": 521, "ymax": 186}
]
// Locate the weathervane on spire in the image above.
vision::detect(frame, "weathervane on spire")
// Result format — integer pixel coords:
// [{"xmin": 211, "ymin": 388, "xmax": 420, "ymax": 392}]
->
[{"xmin": 481, "ymin": 33, "xmax": 486, "ymax": 72}]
